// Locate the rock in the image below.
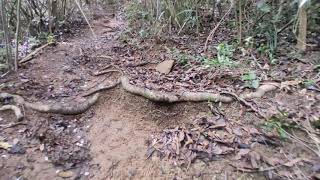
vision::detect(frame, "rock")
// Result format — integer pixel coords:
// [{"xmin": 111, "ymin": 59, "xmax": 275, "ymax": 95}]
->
[
  {"xmin": 40, "ymin": 144, "xmax": 45, "ymax": 151},
  {"xmin": 0, "ymin": 141, "xmax": 12, "ymax": 150},
  {"xmin": 57, "ymin": 170, "xmax": 74, "ymax": 178},
  {"xmin": 156, "ymin": 60, "xmax": 174, "ymax": 74},
  {"xmin": 8, "ymin": 143, "xmax": 26, "ymax": 154}
]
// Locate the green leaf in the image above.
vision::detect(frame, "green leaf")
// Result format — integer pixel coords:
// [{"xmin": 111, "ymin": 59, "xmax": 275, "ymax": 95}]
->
[
  {"xmin": 277, "ymin": 128, "xmax": 287, "ymax": 139},
  {"xmin": 242, "ymin": 72, "xmax": 256, "ymax": 81},
  {"xmin": 251, "ymin": 80, "xmax": 260, "ymax": 89},
  {"xmin": 257, "ymin": 1, "xmax": 271, "ymax": 13}
]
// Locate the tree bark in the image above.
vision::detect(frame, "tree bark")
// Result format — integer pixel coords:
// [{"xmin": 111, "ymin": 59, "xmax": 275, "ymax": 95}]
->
[
  {"xmin": 1, "ymin": 0, "xmax": 12, "ymax": 67},
  {"xmin": 14, "ymin": 0, "xmax": 21, "ymax": 71},
  {"xmin": 296, "ymin": 5, "xmax": 307, "ymax": 51}
]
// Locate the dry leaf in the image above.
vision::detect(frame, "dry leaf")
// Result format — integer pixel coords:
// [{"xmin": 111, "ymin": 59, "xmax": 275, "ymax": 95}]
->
[
  {"xmin": 233, "ymin": 127, "xmax": 243, "ymax": 136},
  {"xmin": 283, "ymin": 158, "xmax": 302, "ymax": 167},
  {"xmin": 261, "ymin": 155, "xmax": 281, "ymax": 166},
  {"xmin": 178, "ymin": 131, "xmax": 185, "ymax": 142},
  {"xmin": 235, "ymin": 149, "xmax": 251, "ymax": 160},
  {"xmin": 212, "ymin": 146, "xmax": 223, "ymax": 155},
  {"xmin": 249, "ymin": 151, "xmax": 260, "ymax": 169}
]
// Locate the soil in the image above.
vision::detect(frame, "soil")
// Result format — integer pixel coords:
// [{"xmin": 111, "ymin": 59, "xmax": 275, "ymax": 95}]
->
[{"xmin": 1, "ymin": 3, "xmax": 319, "ymax": 180}]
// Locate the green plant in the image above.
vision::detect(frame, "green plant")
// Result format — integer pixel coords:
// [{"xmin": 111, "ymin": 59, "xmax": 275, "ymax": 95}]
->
[
  {"xmin": 47, "ymin": 34, "xmax": 56, "ymax": 44},
  {"xmin": 262, "ymin": 111, "xmax": 297, "ymax": 140},
  {"xmin": 257, "ymin": 44, "xmax": 277, "ymax": 64},
  {"xmin": 263, "ymin": 120, "xmax": 287, "ymax": 140},
  {"xmin": 126, "ymin": 0, "xmax": 151, "ymax": 23},
  {"xmin": 138, "ymin": 29, "xmax": 149, "ymax": 39},
  {"xmin": 303, "ymin": 79, "xmax": 316, "ymax": 88},
  {"xmin": 202, "ymin": 43, "xmax": 235, "ymax": 67},
  {"xmin": 167, "ymin": 47, "xmax": 191, "ymax": 66},
  {"xmin": 242, "ymin": 71, "xmax": 260, "ymax": 89}
]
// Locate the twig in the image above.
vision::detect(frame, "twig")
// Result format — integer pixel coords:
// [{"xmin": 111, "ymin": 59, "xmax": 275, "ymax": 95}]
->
[
  {"xmin": 0, "ymin": 70, "xmax": 11, "ymax": 78},
  {"xmin": 251, "ymin": 54, "xmax": 264, "ymax": 70},
  {"xmin": 82, "ymin": 80, "xmax": 121, "ymax": 97},
  {"xmin": 221, "ymin": 91, "xmax": 267, "ymax": 120},
  {"xmin": 97, "ymin": 55, "xmax": 113, "ymax": 60},
  {"xmin": 204, "ymin": 3, "xmax": 233, "ymax": 52},
  {"xmin": 74, "ymin": 0, "xmax": 96, "ymax": 38},
  {"xmin": 126, "ymin": 61, "xmax": 150, "ymax": 67},
  {"xmin": 94, "ymin": 70, "xmax": 122, "ymax": 76},
  {"xmin": 0, "ymin": 122, "xmax": 27, "ymax": 130},
  {"xmin": 285, "ymin": 131, "xmax": 320, "ymax": 157},
  {"xmin": 230, "ymin": 163, "xmax": 283, "ymax": 172}
]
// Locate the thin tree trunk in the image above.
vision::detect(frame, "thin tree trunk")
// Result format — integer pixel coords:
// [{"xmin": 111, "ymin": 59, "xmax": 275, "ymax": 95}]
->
[
  {"xmin": 1, "ymin": 0, "xmax": 12, "ymax": 67},
  {"xmin": 156, "ymin": 0, "xmax": 160, "ymax": 19},
  {"xmin": 238, "ymin": 0, "xmax": 242, "ymax": 45},
  {"xmin": 14, "ymin": 0, "xmax": 21, "ymax": 71},
  {"xmin": 296, "ymin": 5, "xmax": 307, "ymax": 51},
  {"xmin": 48, "ymin": 0, "xmax": 52, "ymax": 34}
]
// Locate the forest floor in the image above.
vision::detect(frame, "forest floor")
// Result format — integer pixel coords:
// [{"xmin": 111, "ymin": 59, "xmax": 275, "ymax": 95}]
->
[{"xmin": 1, "ymin": 3, "xmax": 320, "ymax": 180}]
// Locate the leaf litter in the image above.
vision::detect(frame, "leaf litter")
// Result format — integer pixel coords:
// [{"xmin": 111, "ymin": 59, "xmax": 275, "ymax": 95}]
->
[{"xmin": 147, "ymin": 104, "xmax": 320, "ymax": 179}]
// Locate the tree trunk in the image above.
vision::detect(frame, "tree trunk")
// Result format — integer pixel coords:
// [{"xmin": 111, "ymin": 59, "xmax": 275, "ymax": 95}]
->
[
  {"xmin": 296, "ymin": 6, "xmax": 307, "ymax": 51},
  {"xmin": 14, "ymin": 0, "xmax": 21, "ymax": 71},
  {"xmin": 1, "ymin": 0, "xmax": 12, "ymax": 67}
]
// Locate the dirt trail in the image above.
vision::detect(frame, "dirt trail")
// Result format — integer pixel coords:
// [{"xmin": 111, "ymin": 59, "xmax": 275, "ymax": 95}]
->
[
  {"xmin": 1, "ymin": 3, "xmax": 319, "ymax": 180},
  {"xmin": 0, "ymin": 4, "xmax": 218, "ymax": 180}
]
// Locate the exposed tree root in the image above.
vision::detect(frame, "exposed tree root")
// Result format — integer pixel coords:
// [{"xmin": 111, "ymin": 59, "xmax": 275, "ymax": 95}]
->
[
  {"xmin": 0, "ymin": 75, "xmax": 280, "ymax": 121},
  {"xmin": 83, "ymin": 80, "xmax": 120, "ymax": 97},
  {"xmin": 240, "ymin": 83, "xmax": 279, "ymax": 99},
  {"xmin": 0, "ymin": 93, "xmax": 99, "ymax": 119},
  {"xmin": 0, "ymin": 105, "xmax": 24, "ymax": 121},
  {"xmin": 121, "ymin": 77, "xmax": 279, "ymax": 103},
  {"xmin": 121, "ymin": 76, "xmax": 233, "ymax": 103}
]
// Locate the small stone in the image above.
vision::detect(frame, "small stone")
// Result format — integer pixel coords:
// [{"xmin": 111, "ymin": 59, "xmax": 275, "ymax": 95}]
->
[
  {"xmin": 40, "ymin": 144, "xmax": 45, "ymax": 151},
  {"xmin": 13, "ymin": 138, "xmax": 20, "ymax": 145},
  {"xmin": 8, "ymin": 143, "xmax": 26, "ymax": 154},
  {"xmin": 84, "ymin": 172, "xmax": 90, "ymax": 176},
  {"xmin": 156, "ymin": 60, "xmax": 174, "ymax": 74},
  {"xmin": 57, "ymin": 170, "xmax": 74, "ymax": 178}
]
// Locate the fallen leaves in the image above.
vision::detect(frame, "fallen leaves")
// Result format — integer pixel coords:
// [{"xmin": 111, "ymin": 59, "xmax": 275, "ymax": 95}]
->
[
  {"xmin": 147, "ymin": 115, "xmax": 265, "ymax": 166},
  {"xmin": 147, "ymin": 110, "xmax": 316, "ymax": 179}
]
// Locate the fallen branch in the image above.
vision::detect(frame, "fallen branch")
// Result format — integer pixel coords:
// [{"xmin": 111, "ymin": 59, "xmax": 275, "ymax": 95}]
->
[
  {"xmin": 19, "ymin": 43, "xmax": 50, "ymax": 64},
  {"xmin": 0, "ymin": 93, "xmax": 99, "ymax": 117},
  {"xmin": 0, "ymin": 122, "xmax": 27, "ymax": 129},
  {"xmin": 0, "ymin": 105, "xmax": 23, "ymax": 121}
]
